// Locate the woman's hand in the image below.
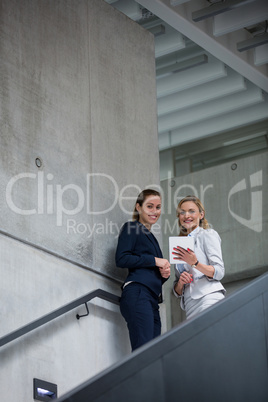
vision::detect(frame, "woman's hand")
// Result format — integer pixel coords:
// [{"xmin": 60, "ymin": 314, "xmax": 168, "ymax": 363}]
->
[
  {"xmin": 172, "ymin": 246, "xmax": 197, "ymax": 266},
  {"xmin": 179, "ymin": 271, "xmax": 193, "ymax": 285},
  {"xmin": 155, "ymin": 258, "xmax": 171, "ymax": 278},
  {"xmin": 173, "ymin": 247, "xmax": 215, "ymax": 278},
  {"xmin": 174, "ymin": 271, "xmax": 193, "ymax": 295}
]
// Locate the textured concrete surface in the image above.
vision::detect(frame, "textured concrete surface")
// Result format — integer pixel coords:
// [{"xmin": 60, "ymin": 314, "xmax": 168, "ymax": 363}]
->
[
  {"xmin": 0, "ymin": 0, "xmax": 160, "ymax": 280},
  {"xmin": 0, "ymin": 233, "xmax": 129, "ymax": 399},
  {"xmin": 0, "ymin": 230, "xmax": 167, "ymax": 400},
  {"xmin": 0, "ymin": 0, "xmax": 162, "ymax": 400}
]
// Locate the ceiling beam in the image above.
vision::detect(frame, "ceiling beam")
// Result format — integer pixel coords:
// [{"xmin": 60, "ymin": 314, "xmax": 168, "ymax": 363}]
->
[
  {"xmin": 157, "ymin": 57, "xmax": 226, "ymax": 97},
  {"xmin": 108, "ymin": 0, "xmax": 142, "ymax": 21},
  {"xmin": 158, "ymin": 83, "xmax": 264, "ymax": 133},
  {"xmin": 213, "ymin": 0, "xmax": 268, "ymax": 37},
  {"xmin": 155, "ymin": 29, "xmax": 185, "ymax": 57},
  {"xmin": 156, "ymin": 54, "xmax": 208, "ymax": 78},
  {"xmin": 254, "ymin": 44, "xmax": 268, "ymax": 66},
  {"xmin": 148, "ymin": 24, "xmax": 166, "ymax": 37},
  {"xmin": 170, "ymin": 0, "xmax": 190, "ymax": 6},
  {"xmin": 192, "ymin": 0, "xmax": 255, "ymax": 22},
  {"xmin": 237, "ymin": 33, "xmax": 268, "ymax": 52},
  {"xmin": 167, "ymin": 101, "xmax": 268, "ymax": 148},
  {"xmin": 170, "ymin": 120, "xmax": 268, "ymax": 155},
  {"xmin": 137, "ymin": 0, "xmax": 268, "ymax": 92},
  {"xmin": 157, "ymin": 69, "xmax": 246, "ymax": 116},
  {"xmin": 156, "ymin": 43, "xmax": 204, "ymax": 70}
]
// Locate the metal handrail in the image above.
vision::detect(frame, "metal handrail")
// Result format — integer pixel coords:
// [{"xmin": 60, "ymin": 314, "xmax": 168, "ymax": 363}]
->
[{"xmin": 0, "ymin": 289, "xmax": 120, "ymax": 348}]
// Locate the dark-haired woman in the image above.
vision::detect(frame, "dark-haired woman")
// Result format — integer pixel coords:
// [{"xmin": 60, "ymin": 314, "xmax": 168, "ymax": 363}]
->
[
  {"xmin": 172, "ymin": 195, "xmax": 225, "ymax": 319},
  {"xmin": 115, "ymin": 189, "xmax": 170, "ymax": 351}
]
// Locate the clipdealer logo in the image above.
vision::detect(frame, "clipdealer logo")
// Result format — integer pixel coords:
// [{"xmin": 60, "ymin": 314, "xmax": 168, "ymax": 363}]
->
[
  {"xmin": 5, "ymin": 170, "xmax": 263, "ymax": 233},
  {"xmin": 228, "ymin": 170, "xmax": 263, "ymax": 233},
  {"xmin": 5, "ymin": 172, "xmax": 162, "ymax": 227},
  {"xmin": 4, "ymin": 171, "xmax": 214, "ymax": 228}
]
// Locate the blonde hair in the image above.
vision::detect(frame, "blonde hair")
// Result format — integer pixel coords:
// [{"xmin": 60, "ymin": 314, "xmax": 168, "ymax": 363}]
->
[
  {"xmin": 177, "ymin": 195, "xmax": 210, "ymax": 235},
  {"xmin": 132, "ymin": 189, "xmax": 161, "ymax": 221}
]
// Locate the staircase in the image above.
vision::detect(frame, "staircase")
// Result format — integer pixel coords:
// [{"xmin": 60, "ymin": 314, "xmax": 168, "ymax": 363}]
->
[{"xmin": 55, "ymin": 272, "xmax": 268, "ymax": 402}]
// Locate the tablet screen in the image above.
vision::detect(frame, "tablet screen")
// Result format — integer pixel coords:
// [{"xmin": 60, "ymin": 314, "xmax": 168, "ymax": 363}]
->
[{"xmin": 169, "ymin": 236, "xmax": 195, "ymax": 264}]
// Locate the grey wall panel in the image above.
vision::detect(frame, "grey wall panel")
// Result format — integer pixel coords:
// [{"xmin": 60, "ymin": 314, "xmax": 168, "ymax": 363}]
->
[
  {"xmin": 94, "ymin": 359, "xmax": 165, "ymax": 402},
  {"xmin": 87, "ymin": 0, "xmax": 160, "ymax": 276},
  {"xmin": 163, "ymin": 295, "xmax": 268, "ymax": 402},
  {"xmin": 0, "ymin": 0, "xmax": 159, "ymax": 281},
  {"xmin": 263, "ymin": 290, "xmax": 268, "ymax": 355},
  {"xmin": 160, "ymin": 152, "xmax": 268, "ymax": 283}
]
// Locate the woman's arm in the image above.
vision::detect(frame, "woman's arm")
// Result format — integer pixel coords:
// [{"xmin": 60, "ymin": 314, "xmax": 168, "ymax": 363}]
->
[
  {"xmin": 203, "ymin": 230, "xmax": 225, "ymax": 280},
  {"xmin": 172, "ymin": 230, "xmax": 224, "ymax": 280},
  {"xmin": 115, "ymin": 223, "xmax": 156, "ymax": 268},
  {"xmin": 172, "ymin": 246, "xmax": 215, "ymax": 278},
  {"xmin": 115, "ymin": 223, "xmax": 170, "ymax": 278},
  {"xmin": 174, "ymin": 270, "xmax": 193, "ymax": 295}
]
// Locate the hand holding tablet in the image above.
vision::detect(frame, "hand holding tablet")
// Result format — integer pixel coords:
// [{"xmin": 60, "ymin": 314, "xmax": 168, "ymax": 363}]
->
[{"xmin": 169, "ymin": 236, "xmax": 195, "ymax": 264}]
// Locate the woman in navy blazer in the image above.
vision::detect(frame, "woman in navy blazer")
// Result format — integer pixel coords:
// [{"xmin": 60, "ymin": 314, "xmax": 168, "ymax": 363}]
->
[{"xmin": 115, "ymin": 189, "xmax": 170, "ymax": 351}]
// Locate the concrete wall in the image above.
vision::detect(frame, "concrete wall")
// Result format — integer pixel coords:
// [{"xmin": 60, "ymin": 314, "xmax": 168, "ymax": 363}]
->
[
  {"xmin": 160, "ymin": 152, "xmax": 268, "ymax": 328},
  {"xmin": 0, "ymin": 0, "xmax": 162, "ymax": 400}
]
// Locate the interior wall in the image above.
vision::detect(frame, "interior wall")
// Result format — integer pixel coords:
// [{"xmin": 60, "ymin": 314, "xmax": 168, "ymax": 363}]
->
[
  {"xmin": 160, "ymin": 151, "xmax": 268, "ymax": 329},
  {"xmin": 0, "ymin": 0, "xmax": 160, "ymax": 280},
  {"xmin": 0, "ymin": 0, "xmax": 162, "ymax": 400}
]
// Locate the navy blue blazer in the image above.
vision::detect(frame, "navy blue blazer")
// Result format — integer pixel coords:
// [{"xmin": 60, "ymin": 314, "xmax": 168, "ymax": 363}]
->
[{"xmin": 115, "ymin": 220, "xmax": 168, "ymax": 297}]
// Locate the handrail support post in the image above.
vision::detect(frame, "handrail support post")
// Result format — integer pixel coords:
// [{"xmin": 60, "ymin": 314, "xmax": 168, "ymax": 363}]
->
[{"xmin": 76, "ymin": 303, "xmax": 89, "ymax": 320}]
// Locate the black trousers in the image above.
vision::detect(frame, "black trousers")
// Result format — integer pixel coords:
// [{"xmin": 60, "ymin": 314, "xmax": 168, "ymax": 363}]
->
[{"xmin": 120, "ymin": 282, "xmax": 161, "ymax": 351}]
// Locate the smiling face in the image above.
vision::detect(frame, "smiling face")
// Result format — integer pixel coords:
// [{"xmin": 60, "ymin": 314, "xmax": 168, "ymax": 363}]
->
[
  {"xmin": 136, "ymin": 195, "xmax": 161, "ymax": 230},
  {"xmin": 178, "ymin": 200, "xmax": 204, "ymax": 234}
]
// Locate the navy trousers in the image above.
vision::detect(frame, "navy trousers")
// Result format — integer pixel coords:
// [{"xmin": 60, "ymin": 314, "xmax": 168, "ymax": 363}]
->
[{"xmin": 120, "ymin": 282, "xmax": 161, "ymax": 351}]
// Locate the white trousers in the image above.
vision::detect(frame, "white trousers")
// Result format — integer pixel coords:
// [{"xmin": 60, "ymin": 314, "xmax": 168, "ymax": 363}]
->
[{"xmin": 184, "ymin": 290, "xmax": 225, "ymax": 319}]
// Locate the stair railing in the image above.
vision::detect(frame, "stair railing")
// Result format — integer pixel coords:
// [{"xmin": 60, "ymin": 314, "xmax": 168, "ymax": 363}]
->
[{"xmin": 0, "ymin": 289, "xmax": 120, "ymax": 348}]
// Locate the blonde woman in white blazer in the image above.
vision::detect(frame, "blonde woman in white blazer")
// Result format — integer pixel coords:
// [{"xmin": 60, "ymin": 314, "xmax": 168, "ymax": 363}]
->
[{"xmin": 173, "ymin": 195, "xmax": 226, "ymax": 319}]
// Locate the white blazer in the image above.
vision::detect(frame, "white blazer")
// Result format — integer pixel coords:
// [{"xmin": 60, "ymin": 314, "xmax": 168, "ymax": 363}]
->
[{"xmin": 173, "ymin": 227, "xmax": 226, "ymax": 307}]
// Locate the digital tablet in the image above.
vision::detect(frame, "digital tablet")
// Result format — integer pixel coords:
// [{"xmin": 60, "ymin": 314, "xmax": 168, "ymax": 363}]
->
[{"xmin": 169, "ymin": 236, "xmax": 195, "ymax": 264}]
